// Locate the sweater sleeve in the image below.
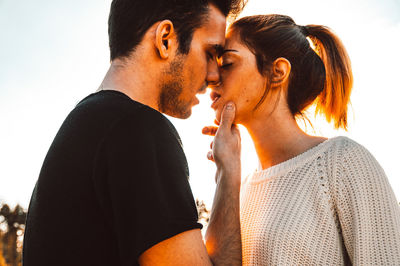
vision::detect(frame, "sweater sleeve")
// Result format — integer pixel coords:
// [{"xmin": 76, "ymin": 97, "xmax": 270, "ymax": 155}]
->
[{"xmin": 333, "ymin": 139, "xmax": 400, "ymax": 265}]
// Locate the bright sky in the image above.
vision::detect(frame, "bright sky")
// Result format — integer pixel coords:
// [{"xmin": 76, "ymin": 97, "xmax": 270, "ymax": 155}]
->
[{"xmin": 0, "ymin": 0, "xmax": 399, "ymax": 209}]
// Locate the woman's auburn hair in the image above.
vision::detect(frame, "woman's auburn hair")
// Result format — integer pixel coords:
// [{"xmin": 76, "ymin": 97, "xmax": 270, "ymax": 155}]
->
[{"xmin": 231, "ymin": 14, "xmax": 353, "ymax": 129}]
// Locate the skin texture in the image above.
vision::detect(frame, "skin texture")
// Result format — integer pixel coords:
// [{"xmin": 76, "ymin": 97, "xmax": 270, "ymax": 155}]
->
[
  {"xmin": 99, "ymin": 4, "xmax": 242, "ymax": 266},
  {"xmin": 157, "ymin": 12, "xmax": 226, "ymax": 118},
  {"xmin": 204, "ymin": 103, "xmax": 242, "ymax": 265},
  {"xmin": 211, "ymin": 30, "xmax": 267, "ymax": 125},
  {"xmin": 138, "ymin": 229, "xmax": 210, "ymax": 266},
  {"xmin": 205, "ymin": 28, "xmax": 327, "ymax": 173},
  {"xmin": 100, "ymin": 5, "xmax": 225, "ymax": 119}
]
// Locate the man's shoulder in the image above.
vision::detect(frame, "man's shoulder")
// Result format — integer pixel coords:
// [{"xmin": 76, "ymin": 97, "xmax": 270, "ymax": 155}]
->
[
  {"xmin": 76, "ymin": 90, "xmax": 182, "ymax": 146},
  {"xmin": 108, "ymin": 105, "xmax": 182, "ymax": 148},
  {"xmin": 70, "ymin": 90, "xmax": 174, "ymax": 131},
  {"xmin": 75, "ymin": 90, "xmax": 144, "ymax": 117}
]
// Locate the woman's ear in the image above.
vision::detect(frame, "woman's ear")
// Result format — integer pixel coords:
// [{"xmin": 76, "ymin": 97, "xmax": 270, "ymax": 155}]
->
[
  {"xmin": 155, "ymin": 20, "xmax": 175, "ymax": 59},
  {"xmin": 271, "ymin": 57, "xmax": 291, "ymax": 87}
]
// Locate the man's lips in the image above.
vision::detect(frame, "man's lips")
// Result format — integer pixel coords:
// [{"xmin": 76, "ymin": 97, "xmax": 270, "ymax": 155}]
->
[
  {"xmin": 210, "ymin": 91, "xmax": 221, "ymax": 110},
  {"xmin": 193, "ymin": 84, "xmax": 208, "ymax": 105},
  {"xmin": 197, "ymin": 84, "xmax": 208, "ymax": 95}
]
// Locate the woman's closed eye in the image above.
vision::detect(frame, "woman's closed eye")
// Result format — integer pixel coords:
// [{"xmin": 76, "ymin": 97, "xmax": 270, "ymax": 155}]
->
[{"xmin": 220, "ymin": 62, "xmax": 233, "ymax": 69}]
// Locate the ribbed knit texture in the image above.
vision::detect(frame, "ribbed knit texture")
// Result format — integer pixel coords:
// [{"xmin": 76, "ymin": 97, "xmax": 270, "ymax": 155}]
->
[{"xmin": 240, "ymin": 136, "xmax": 400, "ymax": 265}]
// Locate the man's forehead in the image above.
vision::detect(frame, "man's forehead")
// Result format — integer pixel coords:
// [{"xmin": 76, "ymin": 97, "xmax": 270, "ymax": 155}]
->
[
  {"xmin": 205, "ymin": 4, "xmax": 227, "ymax": 29},
  {"xmin": 198, "ymin": 5, "xmax": 227, "ymax": 44}
]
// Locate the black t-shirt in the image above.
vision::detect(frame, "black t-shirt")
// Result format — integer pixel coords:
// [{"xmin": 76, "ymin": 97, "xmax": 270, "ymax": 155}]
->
[{"xmin": 23, "ymin": 90, "xmax": 202, "ymax": 266}]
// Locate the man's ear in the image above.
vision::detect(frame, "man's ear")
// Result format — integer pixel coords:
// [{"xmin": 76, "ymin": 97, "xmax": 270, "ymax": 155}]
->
[
  {"xmin": 270, "ymin": 57, "xmax": 291, "ymax": 87},
  {"xmin": 155, "ymin": 20, "xmax": 175, "ymax": 59}
]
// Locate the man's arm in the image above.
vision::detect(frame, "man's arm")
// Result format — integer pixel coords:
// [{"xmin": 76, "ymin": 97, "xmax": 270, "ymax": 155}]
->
[
  {"xmin": 138, "ymin": 103, "xmax": 242, "ymax": 265},
  {"xmin": 139, "ymin": 229, "xmax": 212, "ymax": 265},
  {"xmin": 204, "ymin": 102, "xmax": 242, "ymax": 265}
]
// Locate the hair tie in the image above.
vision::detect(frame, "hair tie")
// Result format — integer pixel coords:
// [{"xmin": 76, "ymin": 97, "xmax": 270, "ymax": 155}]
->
[{"xmin": 300, "ymin": 25, "xmax": 309, "ymax": 36}]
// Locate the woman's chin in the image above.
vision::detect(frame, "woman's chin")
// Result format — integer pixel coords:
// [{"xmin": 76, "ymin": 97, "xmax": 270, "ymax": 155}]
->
[
  {"xmin": 214, "ymin": 103, "xmax": 241, "ymax": 124},
  {"xmin": 214, "ymin": 109, "xmax": 239, "ymax": 125}
]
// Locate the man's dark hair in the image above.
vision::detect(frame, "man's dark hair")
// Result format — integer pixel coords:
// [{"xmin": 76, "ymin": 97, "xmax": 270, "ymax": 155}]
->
[{"xmin": 108, "ymin": 0, "xmax": 246, "ymax": 61}]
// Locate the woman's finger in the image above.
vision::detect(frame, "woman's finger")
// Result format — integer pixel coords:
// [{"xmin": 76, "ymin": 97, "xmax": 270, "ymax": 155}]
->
[
  {"xmin": 207, "ymin": 151, "xmax": 215, "ymax": 162},
  {"xmin": 202, "ymin": 126, "xmax": 219, "ymax": 136},
  {"xmin": 210, "ymin": 141, "xmax": 214, "ymax": 150}
]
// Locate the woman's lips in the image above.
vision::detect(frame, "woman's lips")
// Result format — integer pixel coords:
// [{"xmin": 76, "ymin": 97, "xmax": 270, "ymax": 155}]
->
[{"xmin": 210, "ymin": 91, "xmax": 221, "ymax": 110}]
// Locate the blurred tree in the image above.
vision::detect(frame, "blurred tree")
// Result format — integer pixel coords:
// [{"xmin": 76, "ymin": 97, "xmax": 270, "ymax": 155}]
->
[
  {"xmin": 0, "ymin": 230, "xmax": 6, "ymax": 266},
  {"xmin": 0, "ymin": 203, "xmax": 26, "ymax": 266},
  {"xmin": 196, "ymin": 199, "xmax": 210, "ymax": 228}
]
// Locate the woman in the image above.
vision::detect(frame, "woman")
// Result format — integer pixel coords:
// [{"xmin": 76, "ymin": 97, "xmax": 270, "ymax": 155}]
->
[{"xmin": 203, "ymin": 14, "xmax": 400, "ymax": 265}]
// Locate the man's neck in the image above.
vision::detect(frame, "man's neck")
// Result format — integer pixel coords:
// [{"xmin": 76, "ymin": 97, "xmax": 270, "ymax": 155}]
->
[{"xmin": 99, "ymin": 59, "xmax": 161, "ymax": 111}]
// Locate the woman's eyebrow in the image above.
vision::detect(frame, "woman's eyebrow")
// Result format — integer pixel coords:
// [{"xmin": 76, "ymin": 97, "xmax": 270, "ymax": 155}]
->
[
  {"xmin": 218, "ymin": 49, "xmax": 239, "ymax": 58},
  {"xmin": 221, "ymin": 49, "xmax": 239, "ymax": 55}
]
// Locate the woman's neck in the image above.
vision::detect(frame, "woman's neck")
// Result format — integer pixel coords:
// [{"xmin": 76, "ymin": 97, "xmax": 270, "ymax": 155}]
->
[{"xmin": 244, "ymin": 112, "xmax": 327, "ymax": 170}]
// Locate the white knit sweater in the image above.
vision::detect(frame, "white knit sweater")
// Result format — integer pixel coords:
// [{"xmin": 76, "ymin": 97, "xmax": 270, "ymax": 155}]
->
[{"xmin": 240, "ymin": 136, "xmax": 400, "ymax": 265}]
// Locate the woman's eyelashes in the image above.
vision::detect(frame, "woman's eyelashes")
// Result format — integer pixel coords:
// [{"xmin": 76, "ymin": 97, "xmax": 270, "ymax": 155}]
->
[{"xmin": 220, "ymin": 62, "xmax": 233, "ymax": 69}]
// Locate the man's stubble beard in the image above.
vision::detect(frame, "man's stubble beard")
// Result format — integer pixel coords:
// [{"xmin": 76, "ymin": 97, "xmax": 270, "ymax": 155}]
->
[{"xmin": 159, "ymin": 55, "xmax": 192, "ymax": 119}]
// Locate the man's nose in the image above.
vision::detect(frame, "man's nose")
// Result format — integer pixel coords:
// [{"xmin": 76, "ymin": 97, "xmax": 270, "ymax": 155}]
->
[{"xmin": 206, "ymin": 60, "xmax": 221, "ymax": 87}]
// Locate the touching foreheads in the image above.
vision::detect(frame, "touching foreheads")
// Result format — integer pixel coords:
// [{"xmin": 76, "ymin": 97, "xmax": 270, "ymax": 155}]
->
[{"xmin": 108, "ymin": 0, "xmax": 247, "ymax": 61}]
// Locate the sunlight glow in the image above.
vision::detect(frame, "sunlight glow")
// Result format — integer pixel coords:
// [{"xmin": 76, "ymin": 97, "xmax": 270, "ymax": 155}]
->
[{"xmin": 0, "ymin": 0, "xmax": 399, "ymax": 209}]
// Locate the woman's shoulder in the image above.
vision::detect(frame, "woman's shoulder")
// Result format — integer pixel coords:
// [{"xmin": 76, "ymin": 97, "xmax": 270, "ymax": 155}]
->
[
  {"xmin": 328, "ymin": 136, "xmax": 386, "ymax": 183},
  {"xmin": 328, "ymin": 136, "xmax": 374, "ymax": 159},
  {"xmin": 322, "ymin": 136, "xmax": 385, "ymax": 180},
  {"xmin": 326, "ymin": 135, "xmax": 355, "ymax": 147}
]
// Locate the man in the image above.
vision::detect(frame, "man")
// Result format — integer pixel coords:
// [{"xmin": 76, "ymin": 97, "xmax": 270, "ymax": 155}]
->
[{"xmin": 23, "ymin": 0, "xmax": 245, "ymax": 265}]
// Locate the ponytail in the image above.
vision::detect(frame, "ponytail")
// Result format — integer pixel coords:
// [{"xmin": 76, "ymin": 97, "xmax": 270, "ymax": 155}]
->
[{"xmin": 304, "ymin": 25, "xmax": 353, "ymax": 129}]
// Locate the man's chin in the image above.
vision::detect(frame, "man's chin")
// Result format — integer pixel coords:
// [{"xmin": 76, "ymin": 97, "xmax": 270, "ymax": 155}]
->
[
  {"xmin": 165, "ymin": 108, "xmax": 192, "ymax": 119},
  {"xmin": 176, "ymin": 111, "xmax": 192, "ymax": 120}
]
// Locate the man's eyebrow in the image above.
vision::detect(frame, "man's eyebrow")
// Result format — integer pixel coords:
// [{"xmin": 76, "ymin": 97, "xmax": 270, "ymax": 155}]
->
[{"xmin": 211, "ymin": 44, "xmax": 224, "ymax": 57}]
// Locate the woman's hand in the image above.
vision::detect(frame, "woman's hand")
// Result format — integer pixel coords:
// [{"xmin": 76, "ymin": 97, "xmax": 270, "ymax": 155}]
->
[{"xmin": 202, "ymin": 102, "xmax": 241, "ymax": 183}]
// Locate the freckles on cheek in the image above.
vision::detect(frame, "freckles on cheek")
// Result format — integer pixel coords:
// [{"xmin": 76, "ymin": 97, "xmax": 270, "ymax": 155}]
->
[{"xmin": 239, "ymin": 86, "xmax": 249, "ymax": 100}]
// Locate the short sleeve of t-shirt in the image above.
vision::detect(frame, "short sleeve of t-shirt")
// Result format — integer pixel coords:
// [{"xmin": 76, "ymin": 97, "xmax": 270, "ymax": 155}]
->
[{"xmin": 93, "ymin": 106, "xmax": 202, "ymax": 265}]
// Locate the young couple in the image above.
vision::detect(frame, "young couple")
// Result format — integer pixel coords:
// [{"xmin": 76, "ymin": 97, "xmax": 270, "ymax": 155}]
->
[{"xmin": 23, "ymin": 0, "xmax": 400, "ymax": 265}]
